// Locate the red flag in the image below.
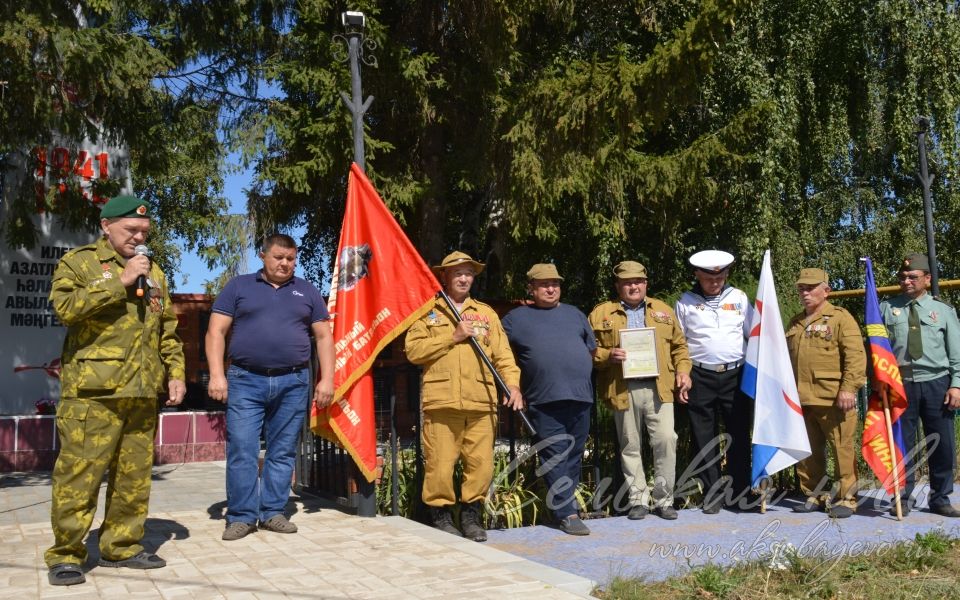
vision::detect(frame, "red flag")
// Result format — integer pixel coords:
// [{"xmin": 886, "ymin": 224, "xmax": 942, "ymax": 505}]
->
[
  {"xmin": 311, "ymin": 163, "xmax": 441, "ymax": 481},
  {"xmin": 861, "ymin": 258, "xmax": 907, "ymax": 494}
]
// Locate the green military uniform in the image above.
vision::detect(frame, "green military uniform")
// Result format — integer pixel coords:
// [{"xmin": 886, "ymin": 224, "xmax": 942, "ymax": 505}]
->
[
  {"xmin": 404, "ymin": 296, "xmax": 520, "ymax": 507},
  {"xmin": 45, "ymin": 232, "xmax": 184, "ymax": 568},
  {"xmin": 785, "ymin": 301, "xmax": 866, "ymax": 510}
]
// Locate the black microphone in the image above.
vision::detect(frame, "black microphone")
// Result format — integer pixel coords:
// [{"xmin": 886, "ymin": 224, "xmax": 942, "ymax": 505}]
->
[{"xmin": 134, "ymin": 244, "xmax": 150, "ymax": 298}]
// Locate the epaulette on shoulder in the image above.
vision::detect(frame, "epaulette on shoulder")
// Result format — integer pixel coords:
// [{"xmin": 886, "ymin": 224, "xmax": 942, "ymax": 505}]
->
[
  {"xmin": 471, "ymin": 298, "xmax": 493, "ymax": 310},
  {"xmin": 590, "ymin": 300, "xmax": 617, "ymax": 313},
  {"xmin": 933, "ymin": 296, "xmax": 955, "ymax": 309}
]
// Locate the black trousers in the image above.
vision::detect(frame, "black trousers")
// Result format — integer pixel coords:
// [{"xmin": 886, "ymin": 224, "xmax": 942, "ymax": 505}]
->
[
  {"xmin": 685, "ymin": 366, "xmax": 754, "ymax": 506},
  {"xmin": 901, "ymin": 375, "xmax": 957, "ymax": 508}
]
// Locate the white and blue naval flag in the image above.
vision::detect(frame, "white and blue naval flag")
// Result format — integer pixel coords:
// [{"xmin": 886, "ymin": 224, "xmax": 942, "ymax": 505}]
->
[{"xmin": 740, "ymin": 250, "xmax": 811, "ymax": 487}]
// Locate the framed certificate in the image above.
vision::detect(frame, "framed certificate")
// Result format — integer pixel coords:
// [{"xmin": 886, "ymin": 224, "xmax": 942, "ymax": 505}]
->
[{"xmin": 620, "ymin": 327, "xmax": 659, "ymax": 379}]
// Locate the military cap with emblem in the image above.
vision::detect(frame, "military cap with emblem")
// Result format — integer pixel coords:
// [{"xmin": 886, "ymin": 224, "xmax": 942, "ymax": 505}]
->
[
  {"xmin": 613, "ymin": 261, "xmax": 647, "ymax": 279},
  {"xmin": 796, "ymin": 268, "xmax": 829, "ymax": 286},
  {"xmin": 689, "ymin": 250, "xmax": 735, "ymax": 274},
  {"xmin": 898, "ymin": 252, "xmax": 930, "ymax": 273},
  {"xmin": 100, "ymin": 195, "xmax": 150, "ymax": 219},
  {"xmin": 527, "ymin": 263, "xmax": 564, "ymax": 281},
  {"xmin": 431, "ymin": 251, "xmax": 485, "ymax": 275}
]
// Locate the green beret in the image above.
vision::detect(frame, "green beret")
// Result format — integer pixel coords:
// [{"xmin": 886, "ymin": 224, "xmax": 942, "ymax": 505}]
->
[{"xmin": 100, "ymin": 195, "xmax": 150, "ymax": 219}]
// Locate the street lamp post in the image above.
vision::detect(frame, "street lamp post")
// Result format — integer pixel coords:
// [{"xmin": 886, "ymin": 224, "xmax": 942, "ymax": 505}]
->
[
  {"xmin": 336, "ymin": 11, "xmax": 376, "ymax": 171},
  {"xmin": 334, "ymin": 10, "xmax": 377, "ymax": 518},
  {"xmin": 915, "ymin": 117, "xmax": 940, "ymax": 297}
]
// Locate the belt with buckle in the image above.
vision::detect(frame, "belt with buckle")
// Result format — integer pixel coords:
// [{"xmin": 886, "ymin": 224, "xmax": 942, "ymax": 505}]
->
[
  {"xmin": 692, "ymin": 360, "xmax": 744, "ymax": 373},
  {"xmin": 234, "ymin": 362, "xmax": 309, "ymax": 376}
]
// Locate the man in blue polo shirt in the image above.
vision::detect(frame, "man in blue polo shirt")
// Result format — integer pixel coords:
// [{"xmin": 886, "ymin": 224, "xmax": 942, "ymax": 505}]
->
[
  {"xmin": 502, "ymin": 263, "xmax": 596, "ymax": 535},
  {"xmin": 205, "ymin": 233, "xmax": 335, "ymax": 540}
]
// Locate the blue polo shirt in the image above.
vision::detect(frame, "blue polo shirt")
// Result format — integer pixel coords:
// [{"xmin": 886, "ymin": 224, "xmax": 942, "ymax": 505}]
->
[
  {"xmin": 501, "ymin": 303, "xmax": 596, "ymax": 406},
  {"xmin": 212, "ymin": 271, "xmax": 329, "ymax": 369}
]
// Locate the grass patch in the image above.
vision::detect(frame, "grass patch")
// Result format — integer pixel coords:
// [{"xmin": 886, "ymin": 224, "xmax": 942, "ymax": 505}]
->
[{"xmin": 595, "ymin": 530, "xmax": 960, "ymax": 600}]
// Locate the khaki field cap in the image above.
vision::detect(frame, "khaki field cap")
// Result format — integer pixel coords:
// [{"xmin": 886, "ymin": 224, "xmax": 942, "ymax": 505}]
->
[
  {"xmin": 899, "ymin": 252, "xmax": 930, "ymax": 273},
  {"xmin": 527, "ymin": 263, "xmax": 564, "ymax": 281},
  {"xmin": 432, "ymin": 251, "xmax": 485, "ymax": 275},
  {"xmin": 796, "ymin": 268, "xmax": 829, "ymax": 286},
  {"xmin": 614, "ymin": 261, "xmax": 647, "ymax": 279}
]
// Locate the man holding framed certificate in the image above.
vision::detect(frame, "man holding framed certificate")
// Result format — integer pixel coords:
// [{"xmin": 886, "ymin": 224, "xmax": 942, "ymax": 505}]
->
[{"xmin": 589, "ymin": 261, "xmax": 692, "ymax": 520}]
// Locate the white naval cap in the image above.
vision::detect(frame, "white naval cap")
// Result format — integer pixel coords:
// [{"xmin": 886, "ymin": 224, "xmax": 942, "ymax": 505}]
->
[{"xmin": 689, "ymin": 250, "xmax": 735, "ymax": 273}]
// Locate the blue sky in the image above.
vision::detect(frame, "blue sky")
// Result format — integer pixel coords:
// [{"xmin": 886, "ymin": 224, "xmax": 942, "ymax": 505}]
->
[{"xmin": 175, "ymin": 162, "xmax": 258, "ymax": 292}]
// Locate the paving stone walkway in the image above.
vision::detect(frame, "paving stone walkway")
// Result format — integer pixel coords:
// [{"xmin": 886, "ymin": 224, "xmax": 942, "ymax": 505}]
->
[{"xmin": 0, "ymin": 462, "xmax": 593, "ymax": 599}]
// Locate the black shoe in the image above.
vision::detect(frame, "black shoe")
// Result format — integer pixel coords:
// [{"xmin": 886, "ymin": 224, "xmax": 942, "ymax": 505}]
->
[
  {"xmin": 889, "ymin": 498, "xmax": 913, "ymax": 517},
  {"xmin": 930, "ymin": 504, "xmax": 960, "ymax": 518},
  {"xmin": 559, "ymin": 515, "xmax": 590, "ymax": 536},
  {"xmin": 48, "ymin": 563, "xmax": 85, "ymax": 586},
  {"xmin": 653, "ymin": 506, "xmax": 678, "ymax": 520},
  {"xmin": 430, "ymin": 507, "xmax": 462, "ymax": 536},
  {"xmin": 459, "ymin": 502, "xmax": 488, "ymax": 542},
  {"xmin": 97, "ymin": 551, "xmax": 166, "ymax": 569},
  {"xmin": 627, "ymin": 505, "xmax": 649, "ymax": 520},
  {"xmin": 828, "ymin": 505, "xmax": 854, "ymax": 519},
  {"xmin": 792, "ymin": 500, "xmax": 822, "ymax": 513},
  {"xmin": 703, "ymin": 501, "xmax": 721, "ymax": 515}
]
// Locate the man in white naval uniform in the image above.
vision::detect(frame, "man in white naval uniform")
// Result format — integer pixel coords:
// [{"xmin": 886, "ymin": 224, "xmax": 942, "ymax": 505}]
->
[{"xmin": 675, "ymin": 250, "xmax": 755, "ymax": 513}]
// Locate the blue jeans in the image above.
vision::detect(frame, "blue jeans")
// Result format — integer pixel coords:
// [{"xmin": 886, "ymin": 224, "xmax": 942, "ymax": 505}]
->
[
  {"xmin": 527, "ymin": 400, "xmax": 592, "ymax": 520},
  {"xmin": 225, "ymin": 365, "xmax": 310, "ymax": 524}
]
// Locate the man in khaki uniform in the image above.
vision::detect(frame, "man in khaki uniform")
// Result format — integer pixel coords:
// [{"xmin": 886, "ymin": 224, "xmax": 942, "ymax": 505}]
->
[
  {"xmin": 404, "ymin": 251, "xmax": 523, "ymax": 541},
  {"xmin": 45, "ymin": 195, "xmax": 185, "ymax": 586},
  {"xmin": 785, "ymin": 268, "xmax": 866, "ymax": 518},
  {"xmin": 589, "ymin": 261, "xmax": 692, "ymax": 520}
]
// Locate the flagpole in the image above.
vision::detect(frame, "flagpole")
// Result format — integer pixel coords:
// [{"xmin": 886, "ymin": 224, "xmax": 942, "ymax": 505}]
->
[
  {"xmin": 438, "ymin": 291, "xmax": 537, "ymax": 436},
  {"xmin": 881, "ymin": 386, "xmax": 903, "ymax": 520}
]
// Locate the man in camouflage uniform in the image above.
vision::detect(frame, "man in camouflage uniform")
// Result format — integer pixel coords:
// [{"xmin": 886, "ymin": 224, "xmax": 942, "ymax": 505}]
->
[
  {"xmin": 405, "ymin": 251, "xmax": 523, "ymax": 542},
  {"xmin": 45, "ymin": 195, "xmax": 185, "ymax": 586}
]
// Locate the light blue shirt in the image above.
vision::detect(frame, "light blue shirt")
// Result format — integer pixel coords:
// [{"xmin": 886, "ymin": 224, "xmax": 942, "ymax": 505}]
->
[{"xmin": 622, "ymin": 301, "xmax": 645, "ymax": 329}]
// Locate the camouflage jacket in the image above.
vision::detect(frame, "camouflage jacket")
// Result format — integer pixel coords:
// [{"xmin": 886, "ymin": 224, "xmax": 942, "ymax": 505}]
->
[{"xmin": 50, "ymin": 237, "xmax": 185, "ymax": 399}]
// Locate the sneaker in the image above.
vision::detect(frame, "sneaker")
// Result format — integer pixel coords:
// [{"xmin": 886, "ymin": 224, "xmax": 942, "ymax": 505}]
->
[
  {"xmin": 930, "ymin": 504, "xmax": 960, "ymax": 518},
  {"xmin": 260, "ymin": 514, "xmax": 298, "ymax": 534},
  {"xmin": 222, "ymin": 521, "xmax": 257, "ymax": 541},
  {"xmin": 703, "ymin": 501, "xmax": 721, "ymax": 515},
  {"xmin": 559, "ymin": 515, "xmax": 590, "ymax": 536},
  {"xmin": 828, "ymin": 505, "xmax": 854, "ymax": 519},
  {"xmin": 653, "ymin": 506, "xmax": 678, "ymax": 520},
  {"xmin": 459, "ymin": 502, "xmax": 488, "ymax": 542},
  {"xmin": 627, "ymin": 505, "xmax": 649, "ymax": 520},
  {"xmin": 792, "ymin": 499, "xmax": 822, "ymax": 513},
  {"xmin": 430, "ymin": 507, "xmax": 462, "ymax": 536}
]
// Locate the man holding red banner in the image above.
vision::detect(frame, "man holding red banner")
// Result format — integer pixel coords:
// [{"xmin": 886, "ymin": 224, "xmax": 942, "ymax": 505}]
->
[
  {"xmin": 404, "ymin": 251, "xmax": 523, "ymax": 542},
  {"xmin": 785, "ymin": 268, "xmax": 866, "ymax": 518},
  {"xmin": 880, "ymin": 253, "xmax": 960, "ymax": 517}
]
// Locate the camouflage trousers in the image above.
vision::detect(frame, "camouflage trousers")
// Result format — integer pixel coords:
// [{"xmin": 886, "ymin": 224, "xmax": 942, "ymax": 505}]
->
[{"xmin": 44, "ymin": 397, "xmax": 157, "ymax": 567}]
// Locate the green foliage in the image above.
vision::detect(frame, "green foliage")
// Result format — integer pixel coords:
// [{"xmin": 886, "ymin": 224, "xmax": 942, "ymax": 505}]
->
[{"xmin": 1, "ymin": 1, "xmax": 286, "ymax": 286}]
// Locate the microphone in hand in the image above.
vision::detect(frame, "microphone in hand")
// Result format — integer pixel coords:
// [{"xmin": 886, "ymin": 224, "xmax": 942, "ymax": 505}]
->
[{"xmin": 134, "ymin": 244, "xmax": 151, "ymax": 297}]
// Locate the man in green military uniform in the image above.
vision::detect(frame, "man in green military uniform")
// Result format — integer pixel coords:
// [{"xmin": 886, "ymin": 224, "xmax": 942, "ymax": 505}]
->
[
  {"xmin": 881, "ymin": 253, "xmax": 960, "ymax": 517},
  {"xmin": 785, "ymin": 268, "xmax": 866, "ymax": 518},
  {"xmin": 45, "ymin": 195, "xmax": 186, "ymax": 586},
  {"xmin": 404, "ymin": 251, "xmax": 523, "ymax": 541}
]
